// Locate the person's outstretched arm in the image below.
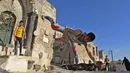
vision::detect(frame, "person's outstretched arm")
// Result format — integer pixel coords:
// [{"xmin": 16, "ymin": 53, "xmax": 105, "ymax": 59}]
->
[
  {"xmin": 84, "ymin": 42, "xmax": 96, "ymax": 63},
  {"xmin": 44, "ymin": 16, "xmax": 64, "ymax": 33}
]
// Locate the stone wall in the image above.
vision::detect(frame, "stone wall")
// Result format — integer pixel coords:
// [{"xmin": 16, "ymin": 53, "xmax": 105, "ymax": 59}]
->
[
  {"xmin": 34, "ymin": 0, "xmax": 56, "ymax": 21},
  {"xmin": 53, "ymin": 38, "xmax": 75, "ymax": 64},
  {"xmin": 0, "ymin": 0, "xmax": 56, "ymax": 68},
  {"xmin": 0, "ymin": 0, "xmax": 23, "ymax": 24},
  {"xmin": 0, "ymin": 0, "xmax": 106, "ymax": 70},
  {"xmin": 0, "ymin": 0, "xmax": 23, "ymax": 55},
  {"xmin": 30, "ymin": 0, "xmax": 56, "ymax": 68},
  {"xmin": 32, "ymin": 16, "xmax": 55, "ymax": 67},
  {"xmin": 76, "ymin": 44, "xmax": 93, "ymax": 64},
  {"xmin": 99, "ymin": 50, "xmax": 105, "ymax": 63}
]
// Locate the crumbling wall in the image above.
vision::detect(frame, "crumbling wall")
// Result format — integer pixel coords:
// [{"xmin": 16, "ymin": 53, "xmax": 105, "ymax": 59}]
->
[
  {"xmin": 0, "ymin": 0, "xmax": 23, "ymax": 24},
  {"xmin": 31, "ymin": 0, "xmax": 56, "ymax": 68},
  {"xmin": 34, "ymin": 0, "xmax": 56, "ymax": 20},
  {"xmin": 0, "ymin": 0, "xmax": 56, "ymax": 67},
  {"xmin": 32, "ymin": 16, "xmax": 54, "ymax": 68},
  {"xmin": 0, "ymin": 0, "xmax": 23, "ymax": 55}
]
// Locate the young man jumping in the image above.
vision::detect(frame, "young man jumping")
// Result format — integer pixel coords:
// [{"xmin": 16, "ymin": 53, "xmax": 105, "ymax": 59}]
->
[{"xmin": 45, "ymin": 16, "xmax": 96, "ymax": 64}]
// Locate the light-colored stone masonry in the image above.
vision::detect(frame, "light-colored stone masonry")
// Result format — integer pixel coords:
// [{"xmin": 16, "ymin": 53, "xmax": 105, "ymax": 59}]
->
[{"xmin": 0, "ymin": 0, "xmax": 107, "ymax": 72}]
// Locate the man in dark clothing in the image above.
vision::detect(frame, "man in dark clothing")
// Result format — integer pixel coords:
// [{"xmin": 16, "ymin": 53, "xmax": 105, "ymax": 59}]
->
[
  {"xmin": 105, "ymin": 55, "xmax": 110, "ymax": 71},
  {"xmin": 122, "ymin": 57, "xmax": 130, "ymax": 71}
]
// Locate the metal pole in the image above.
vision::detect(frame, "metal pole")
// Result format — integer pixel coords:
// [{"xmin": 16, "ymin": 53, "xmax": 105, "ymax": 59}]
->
[{"xmin": 111, "ymin": 50, "xmax": 114, "ymax": 61}]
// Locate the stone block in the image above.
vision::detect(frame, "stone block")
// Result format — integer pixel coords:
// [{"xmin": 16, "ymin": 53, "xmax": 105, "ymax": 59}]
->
[
  {"xmin": 42, "ymin": 35, "xmax": 49, "ymax": 43},
  {"xmin": 48, "ymin": 65, "xmax": 56, "ymax": 71},
  {"xmin": 33, "ymin": 64, "xmax": 41, "ymax": 71},
  {"xmin": 3, "ymin": 56, "xmax": 28, "ymax": 72},
  {"xmin": 28, "ymin": 60, "xmax": 35, "ymax": 69},
  {"xmin": 32, "ymin": 51, "xmax": 39, "ymax": 58}
]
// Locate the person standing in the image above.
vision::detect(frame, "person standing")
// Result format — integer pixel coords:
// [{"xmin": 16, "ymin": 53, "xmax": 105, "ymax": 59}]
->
[
  {"xmin": 14, "ymin": 20, "xmax": 26, "ymax": 56},
  {"xmin": 122, "ymin": 57, "xmax": 130, "ymax": 71},
  {"xmin": 104, "ymin": 55, "xmax": 110, "ymax": 71}
]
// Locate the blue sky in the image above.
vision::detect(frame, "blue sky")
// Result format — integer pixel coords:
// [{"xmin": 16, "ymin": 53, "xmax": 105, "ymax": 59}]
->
[{"xmin": 49, "ymin": 0, "xmax": 130, "ymax": 60}]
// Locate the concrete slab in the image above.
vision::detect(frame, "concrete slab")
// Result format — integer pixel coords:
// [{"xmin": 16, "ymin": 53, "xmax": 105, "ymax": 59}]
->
[{"xmin": 2, "ymin": 56, "xmax": 28, "ymax": 72}]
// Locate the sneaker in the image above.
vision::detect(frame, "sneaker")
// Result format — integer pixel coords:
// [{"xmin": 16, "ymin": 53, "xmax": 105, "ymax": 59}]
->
[{"xmin": 19, "ymin": 54, "xmax": 23, "ymax": 56}]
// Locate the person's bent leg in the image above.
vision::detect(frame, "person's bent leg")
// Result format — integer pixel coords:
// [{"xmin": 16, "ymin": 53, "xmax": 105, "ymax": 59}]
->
[
  {"xmin": 64, "ymin": 30, "xmax": 79, "ymax": 64},
  {"xmin": 51, "ymin": 21, "xmax": 64, "ymax": 33},
  {"xmin": 44, "ymin": 16, "xmax": 64, "ymax": 33},
  {"xmin": 71, "ymin": 43, "xmax": 79, "ymax": 64}
]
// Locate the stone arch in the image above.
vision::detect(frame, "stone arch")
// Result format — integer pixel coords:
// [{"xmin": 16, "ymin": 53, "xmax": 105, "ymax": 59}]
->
[
  {"xmin": 2, "ymin": 11, "xmax": 16, "ymax": 44},
  {"xmin": 16, "ymin": 0, "xmax": 37, "ymax": 55},
  {"xmin": 2, "ymin": 11, "xmax": 16, "ymax": 21},
  {"xmin": 17, "ymin": 0, "xmax": 34, "ymax": 26},
  {"xmin": 18, "ymin": 0, "xmax": 25, "ymax": 19},
  {"xmin": 0, "ymin": 11, "xmax": 16, "ymax": 45}
]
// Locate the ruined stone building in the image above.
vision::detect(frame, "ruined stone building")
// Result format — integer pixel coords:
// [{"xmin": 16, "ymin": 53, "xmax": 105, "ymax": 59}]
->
[
  {"xmin": 0, "ymin": 0, "xmax": 56, "ymax": 69},
  {"xmin": 0, "ymin": 0, "xmax": 106, "ymax": 71}
]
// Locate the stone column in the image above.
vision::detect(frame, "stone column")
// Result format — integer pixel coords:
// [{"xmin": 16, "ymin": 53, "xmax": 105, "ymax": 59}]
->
[{"xmin": 24, "ymin": 12, "xmax": 38, "ymax": 56}]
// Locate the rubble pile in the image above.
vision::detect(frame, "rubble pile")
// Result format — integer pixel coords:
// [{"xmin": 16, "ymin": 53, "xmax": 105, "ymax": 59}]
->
[{"xmin": 61, "ymin": 63, "xmax": 96, "ymax": 71}]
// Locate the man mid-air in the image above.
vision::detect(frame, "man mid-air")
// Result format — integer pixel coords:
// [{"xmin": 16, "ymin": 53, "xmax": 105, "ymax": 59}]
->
[{"xmin": 45, "ymin": 16, "xmax": 96, "ymax": 64}]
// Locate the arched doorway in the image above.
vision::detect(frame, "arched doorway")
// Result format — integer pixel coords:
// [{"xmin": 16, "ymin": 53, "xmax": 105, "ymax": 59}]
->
[{"xmin": 0, "ymin": 11, "xmax": 16, "ymax": 46}]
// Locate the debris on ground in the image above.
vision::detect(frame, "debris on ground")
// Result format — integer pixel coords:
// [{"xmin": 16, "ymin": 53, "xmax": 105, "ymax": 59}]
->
[{"xmin": 61, "ymin": 63, "xmax": 96, "ymax": 71}]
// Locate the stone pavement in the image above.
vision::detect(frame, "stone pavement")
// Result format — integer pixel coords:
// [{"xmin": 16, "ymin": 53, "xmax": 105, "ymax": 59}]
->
[
  {"xmin": 48, "ymin": 66, "xmax": 130, "ymax": 73},
  {"xmin": 0, "ymin": 56, "xmax": 8, "ymax": 65},
  {"xmin": 0, "ymin": 66, "xmax": 130, "ymax": 73},
  {"xmin": 0, "ymin": 56, "xmax": 129, "ymax": 73},
  {"xmin": 0, "ymin": 56, "xmax": 29, "ymax": 72}
]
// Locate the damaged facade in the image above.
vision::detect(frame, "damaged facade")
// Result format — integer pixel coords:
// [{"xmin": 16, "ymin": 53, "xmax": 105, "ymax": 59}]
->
[
  {"xmin": 0, "ymin": 0, "xmax": 56, "ymax": 69},
  {"xmin": 0, "ymin": 0, "xmax": 106, "ymax": 72}
]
